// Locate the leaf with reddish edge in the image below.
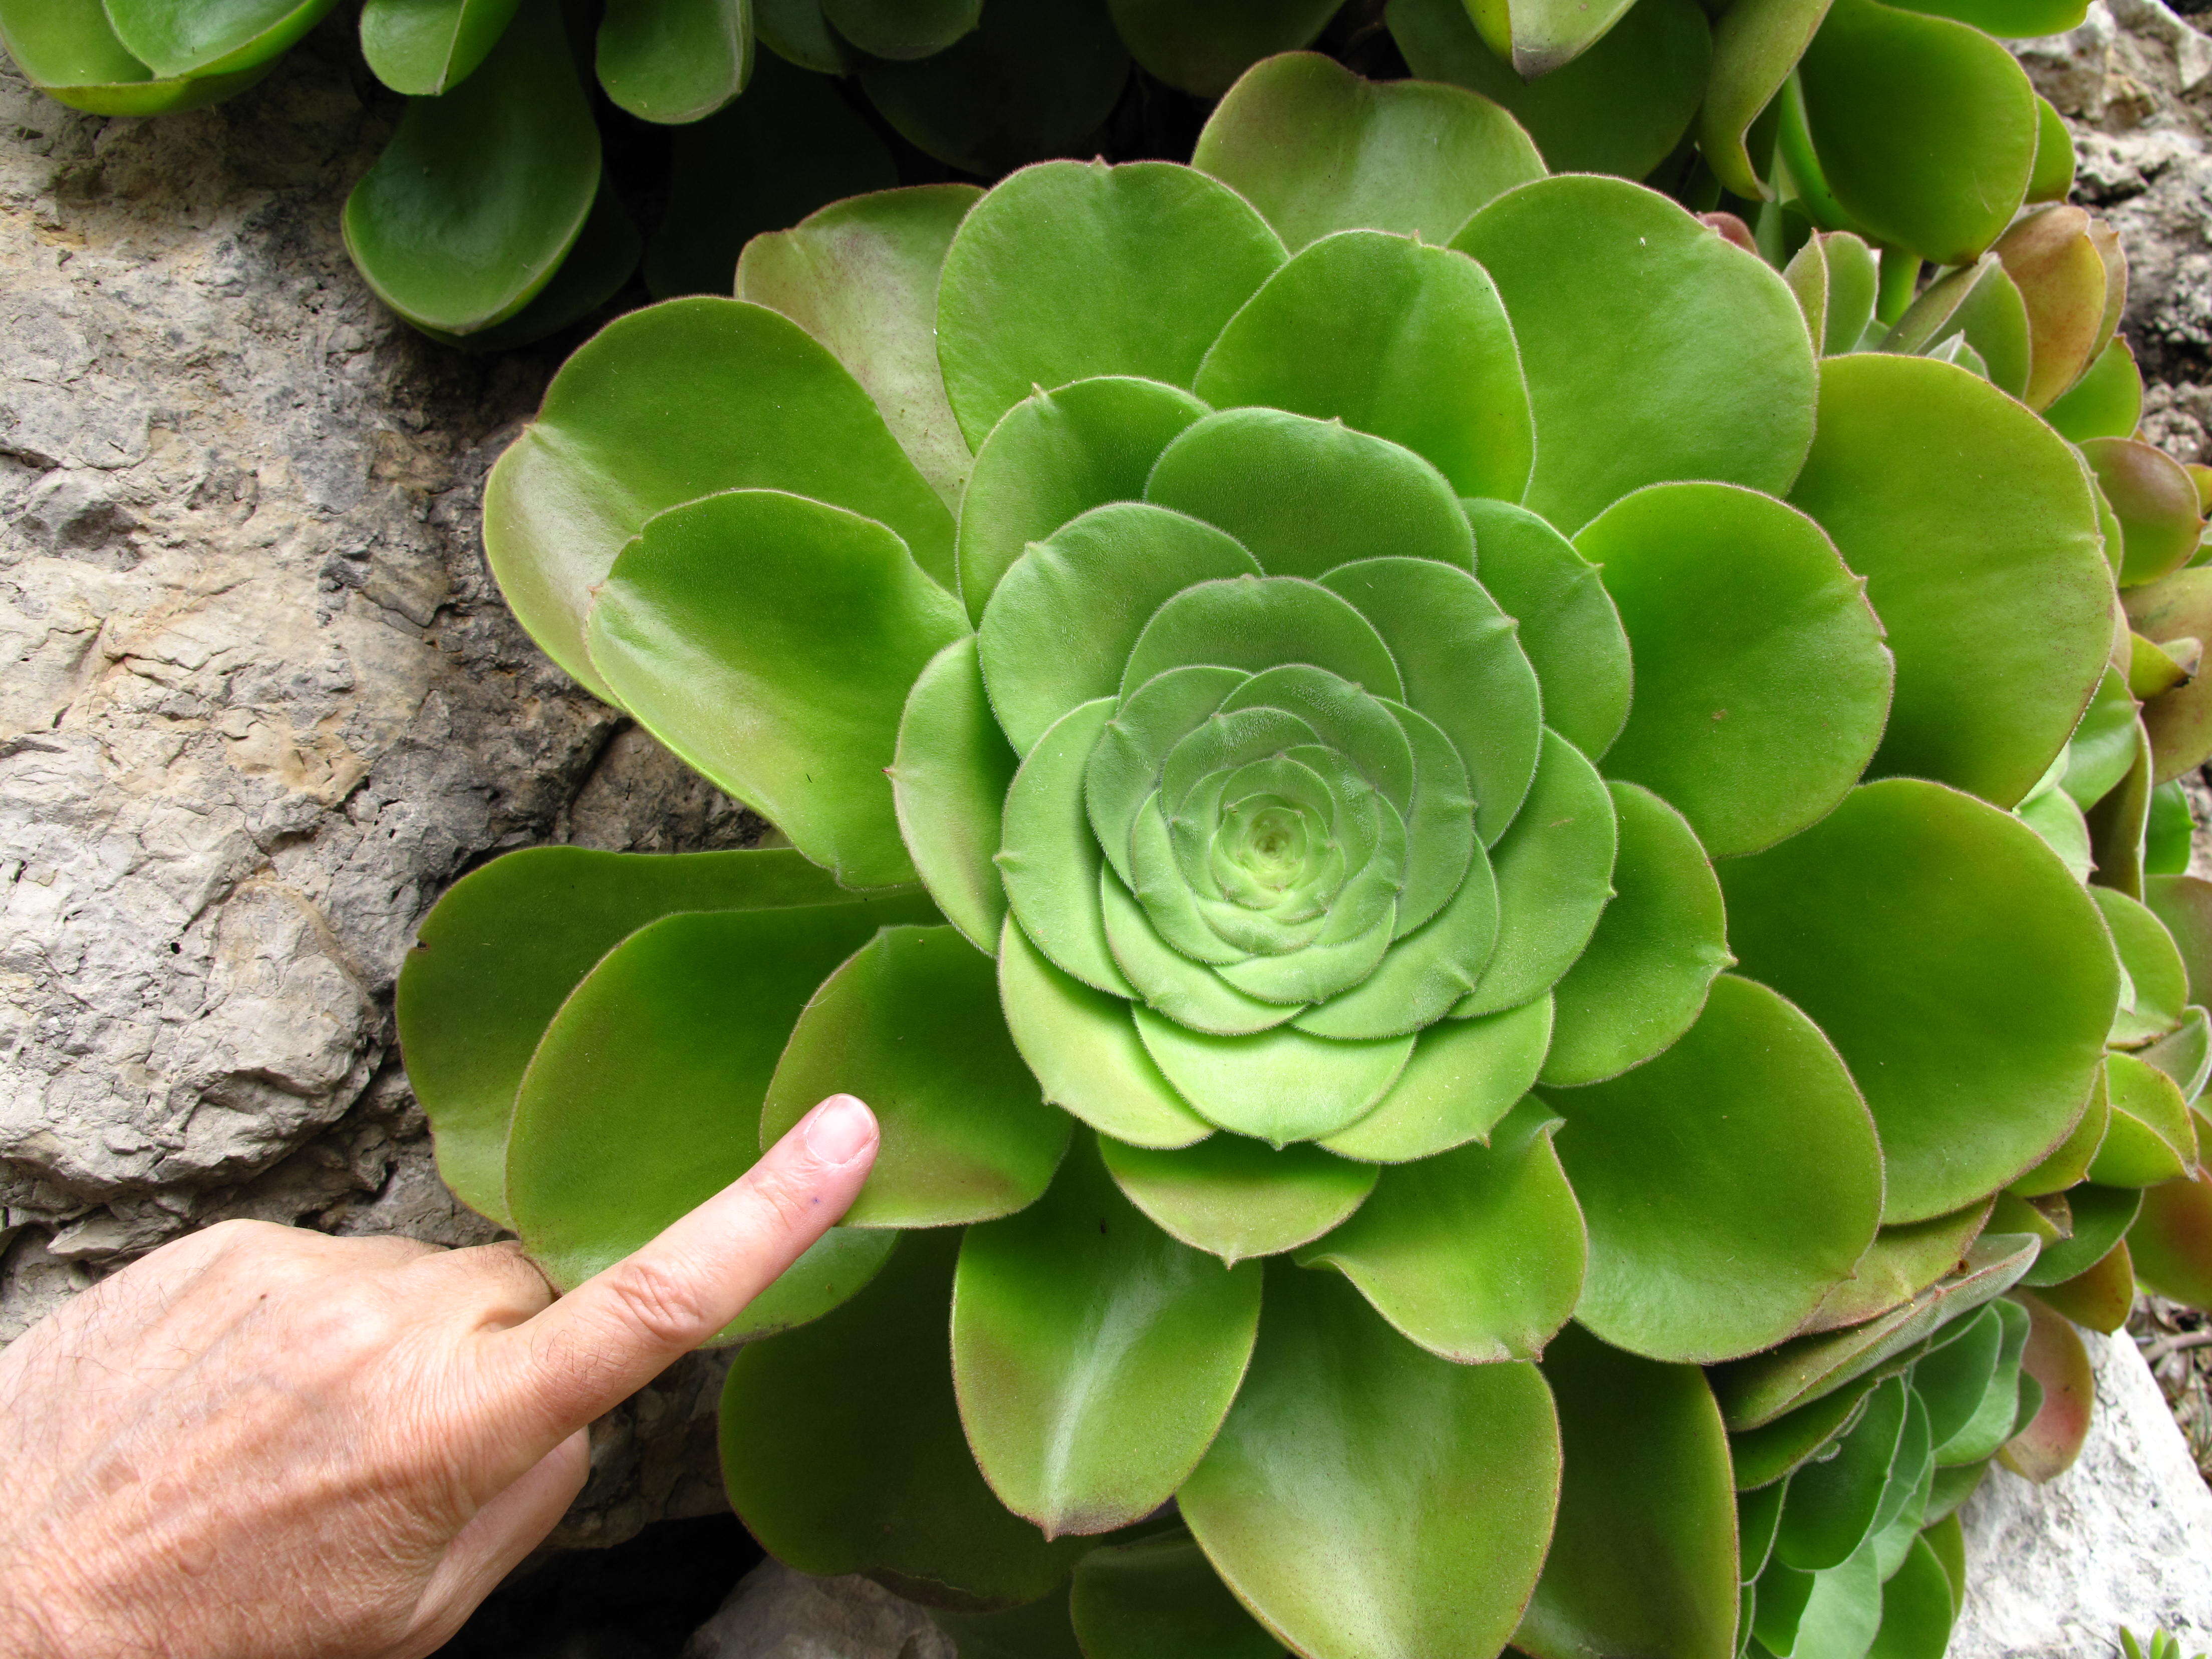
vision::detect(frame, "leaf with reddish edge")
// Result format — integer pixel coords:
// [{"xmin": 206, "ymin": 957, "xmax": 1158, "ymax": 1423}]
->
[{"xmin": 1998, "ymin": 1293, "xmax": 2095, "ymax": 1484}]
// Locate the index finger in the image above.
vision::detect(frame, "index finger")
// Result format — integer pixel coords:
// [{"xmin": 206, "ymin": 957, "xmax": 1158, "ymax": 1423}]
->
[{"xmin": 479, "ymin": 1092, "xmax": 878, "ymax": 1463}]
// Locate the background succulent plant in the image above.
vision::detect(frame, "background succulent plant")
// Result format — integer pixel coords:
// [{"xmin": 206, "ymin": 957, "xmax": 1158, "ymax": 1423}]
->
[
  {"xmin": 387, "ymin": 49, "xmax": 2212, "ymax": 1659},
  {"xmin": 3, "ymin": 0, "xmax": 2106, "ymax": 354}
]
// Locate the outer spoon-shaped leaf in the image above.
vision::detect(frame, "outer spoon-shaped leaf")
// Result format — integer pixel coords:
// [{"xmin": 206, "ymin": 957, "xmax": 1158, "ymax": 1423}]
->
[
  {"xmin": 1193, "ymin": 50, "xmax": 1544, "ymax": 252},
  {"xmin": 343, "ymin": 0, "xmax": 601, "ymax": 337},
  {"xmin": 1467, "ymin": 0, "xmax": 1642, "ymax": 78},
  {"xmin": 937, "ymin": 160, "xmax": 1285, "ymax": 450},
  {"xmin": 104, "ymin": 0, "xmax": 338, "ymax": 77},
  {"xmin": 1722, "ymin": 778, "xmax": 2119, "ymax": 1222},
  {"xmin": 953, "ymin": 1136, "xmax": 1262, "ymax": 1536},
  {"xmin": 0, "ymin": 0, "xmax": 276, "ymax": 114},
  {"xmin": 739, "ymin": 183, "xmax": 980, "ymax": 508},
  {"xmin": 1100, "ymin": 1132, "xmax": 1379, "ymax": 1262},
  {"xmin": 415, "ymin": 177, "xmax": 640, "ymax": 354},
  {"xmin": 396, "ymin": 845, "xmax": 895, "ymax": 1224},
  {"xmin": 501, "ymin": 905, "xmax": 930, "ymax": 1328},
  {"xmin": 485, "ymin": 296, "xmax": 952, "ymax": 699},
  {"xmin": 587, "ymin": 489, "xmax": 967, "ymax": 889},
  {"xmin": 1181, "ymin": 1264, "xmax": 1562, "ymax": 1659},
  {"xmin": 1576, "ymin": 480, "xmax": 1891, "ymax": 858},
  {"xmin": 1517, "ymin": 1326, "xmax": 1740, "ymax": 1659},
  {"xmin": 2131, "ymin": 1168, "xmax": 2212, "ymax": 1308},
  {"xmin": 893, "ymin": 639, "xmax": 1017, "ymax": 954},
  {"xmin": 1544, "ymin": 975, "xmax": 1884, "ymax": 1364},
  {"xmin": 598, "ymin": 0, "xmax": 752, "ymax": 124},
  {"xmin": 723, "ymin": 1231, "xmax": 1092, "ymax": 1608},
  {"xmin": 761, "ymin": 926, "xmax": 1071, "ymax": 1227},
  {"xmin": 361, "ymin": 0, "xmax": 524, "ymax": 94},
  {"xmin": 1786, "ymin": 352, "xmax": 2109, "ymax": 809},
  {"xmin": 1797, "ymin": 0, "xmax": 2039, "ymax": 266},
  {"xmin": 1453, "ymin": 176, "xmax": 1816, "ymax": 533},
  {"xmin": 1390, "ymin": 0, "xmax": 1712, "ymax": 181},
  {"xmin": 1461, "ymin": 499, "xmax": 1631, "ymax": 763}
]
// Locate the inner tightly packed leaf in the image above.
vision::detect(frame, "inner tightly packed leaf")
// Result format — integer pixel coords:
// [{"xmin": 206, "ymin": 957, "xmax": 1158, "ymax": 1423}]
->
[{"xmin": 391, "ymin": 48, "xmax": 2180, "ymax": 1659}]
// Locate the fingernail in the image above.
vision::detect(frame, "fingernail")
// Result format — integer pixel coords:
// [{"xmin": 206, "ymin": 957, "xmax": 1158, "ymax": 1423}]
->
[{"xmin": 801, "ymin": 1094, "xmax": 877, "ymax": 1166}]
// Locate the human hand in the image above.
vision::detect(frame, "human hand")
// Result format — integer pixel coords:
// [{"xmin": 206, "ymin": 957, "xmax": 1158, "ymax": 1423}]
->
[{"xmin": 0, "ymin": 1092, "xmax": 880, "ymax": 1659}]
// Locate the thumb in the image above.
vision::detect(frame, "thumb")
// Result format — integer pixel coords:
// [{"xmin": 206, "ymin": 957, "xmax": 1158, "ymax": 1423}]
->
[{"xmin": 484, "ymin": 1093, "xmax": 878, "ymax": 1462}]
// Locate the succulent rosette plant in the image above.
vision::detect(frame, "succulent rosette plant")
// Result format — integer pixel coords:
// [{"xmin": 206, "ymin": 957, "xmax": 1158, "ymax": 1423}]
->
[{"xmin": 396, "ymin": 51, "xmax": 2165, "ymax": 1659}]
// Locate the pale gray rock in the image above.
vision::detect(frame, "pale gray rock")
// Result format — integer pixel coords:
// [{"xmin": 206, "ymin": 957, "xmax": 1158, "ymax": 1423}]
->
[
  {"xmin": 1953, "ymin": 1328, "xmax": 2212, "ymax": 1657},
  {"xmin": 683, "ymin": 1562, "xmax": 955, "ymax": 1659},
  {"xmin": 0, "ymin": 21, "xmax": 756, "ymax": 1543}
]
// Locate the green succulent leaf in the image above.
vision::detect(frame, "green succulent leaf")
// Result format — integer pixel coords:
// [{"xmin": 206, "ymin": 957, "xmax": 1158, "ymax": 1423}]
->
[
  {"xmin": 2086, "ymin": 1055, "xmax": 2198, "ymax": 1186},
  {"xmin": 723, "ymin": 1231, "xmax": 1091, "ymax": 1608},
  {"xmin": 1001, "ymin": 697, "xmax": 1134, "ymax": 995},
  {"xmin": 957, "ymin": 377, "xmax": 1213, "ymax": 622},
  {"xmin": 1909, "ymin": 1303, "xmax": 2007, "ymax": 1449},
  {"xmin": 737, "ymin": 183, "xmax": 981, "ymax": 507},
  {"xmin": 1796, "ymin": 0, "xmax": 2040, "ymax": 266},
  {"xmin": 1192, "ymin": 234, "xmax": 1533, "ymax": 505},
  {"xmin": 1069, "ymin": 1530, "xmax": 1286, "ymax": 1658},
  {"xmin": 485, "ymin": 296, "xmax": 952, "ymax": 698},
  {"xmin": 2096, "ymin": 885, "xmax": 2190, "ymax": 1048},
  {"xmin": 1544, "ymin": 781, "xmax": 1731, "ymax": 1088},
  {"xmin": 1785, "ymin": 352, "xmax": 2110, "ymax": 810},
  {"xmin": 1784, "ymin": 231, "xmax": 1882, "ymax": 360},
  {"xmin": 1318, "ymin": 994, "xmax": 1554, "ymax": 1162},
  {"xmin": 343, "ymin": 0, "xmax": 600, "ymax": 337},
  {"xmin": 2083, "ymin": 436, "xmax": 2205, "ymax": 588},
  {"xmin": 588, "ymin": 489, "xmax": 967, "ymax": 889},
  {"xmin": 753, "ymin": 0, "xmax": 844, "ymax": 68},
  {"xmin": 1100, "ymin": 1131, "xmax": 1380, "ymax": 1261},
  {"xmin": 1131, "ymin": 1011, "xmax": 1415, "ymax": 1146},
  {"xmin": 1741, "ymin": 1479, "xmax": 1790, "ymax": 1582},
  {"xmin": 1453, "ymin": 175, "xmax": 1816, "ymax": 533},
  {"xmin": 1295, "ymin": 1096, "xmax": 1584, "ymax": 1363},
  {"xmin": 1461, "ymin": 499, "xmax": 1632, "ymax": 764},
  {"xmin": 1722, "ymin": 778, "xmax": 2120, "ymax": 1222},
  {"xmin": 1577, "ymin": 480, "xmax": 1892, "ymax": 858},
  {"xmin": 2045, "ymin": 338, "xmax": 2144, "ymax": 444},
  {"xmin": 998, "ymin": 919, "xmax": 1214, "ymax": 1149},
  {"xmin": 0, "ymin": 0, "xmax": 280, "ymax": 114},
  {"xmin": 1797, "ymin": 1199, "xmax": 1996, "ymax": 1334},
  {"xmin": 597, "ymin": 0, "xmax": 751, "ymax": 122},
  {"xmin": 1713, "ymin": 1231, "xmax": 2039, "ymax": 1431},
  {"xmin": 1121, "ymin": 575, "xmax": 1404, "ymax": 705},
  {"xmin": 982, "ymin": 504, "xmax": 1261, "ymax": 755},
  {"xmin": 2126, "ymin": 574, "xmax": 2212, "ymax": 784},
  {"xmin": 1193, "ymin": 48, "xmax": 1546, "ymax": 250},
  {"xmin": 1731, "ymin": 1373, "xmax": 1881, "ymax": 1491},
  {"xmin": 502, "ymin": 902, "xmax": 928, "ymax": 1321},
  {"xmin": 952, "ymin": 1135, "xmax": 1262, "ymax": 1536},
  {"xmin": 893, "ymin": 638, "xmax": 1017, "ymax": 954},
  {"xmin": 415, "ymin": 176, "xmax": 640, "ymax": 355},
  {"xmin": 397, "ymin": 845, "xmax": 896, "ymax": 1226},
  {"xmin": 105, "ymin": 0, "xmax": 337, "ymax": 77},
  {"xmin": 821, "ymin": 0, "xmax": 977, "ymax": 58},
  {"xmin": 1454, "ymin": 729, "xmax": 1618, "ymax": 1015},
  {"xmin": 1181, "ymin": 1264, "xmax": 1562, "ymax": 1659},
  {"xmin": 1699, "ymin": 0, "xmax": 1833, "ymax": 200},
  {"xmin": 937, "ymin": 160, "xmax": 1285, "ymax": 449},
  {"xmin": 1390, "ymin": 0, "xmax": 1712, "ymax": 181},
  {"xmin": 360, "ymin": 0, "xmax": 523, "ymax": 95},
  {"xmin": 1869, "ymin": 1535, "xmax": 1958, "ymax": 1659},
  {"xmin": 1319, "ymin": 557, "xmax": 1540, "ymax": 847},
  {"xmin": 1544, "ymin": 974, "xmax": 1884, "ymax": 1364},
  {"xmin": 931, "ymin": 1586, "xmax": 1085, "ymax": 1659},
  {"xmin": 1881, "ymin": 256, "xmax": 2033, "ymax": 402},
  {"xmin": 1773, "ymin": 1375, "xmax": 1908, "ymax": 1571},
  {"xmin": 1459, "ymin": 0, "xmax": 1643, "ymax": 78},
  {"xmin": 760, "ymin": 926, "xmax": 1070, "ymax": 1227},
  {"xmin": 1518, "ymin": 1325, "xmax": 1740, "ymax": 1659},
  {"xmin": 2132, "ymin": 1167, "xmax": 2212, "ymax": 1309},
  {"xmin": 1886, "ymin": 0, "xmax": 2088, "ymax": 40},
  {"xmin": 853, "ymin": 0, "xmax": 1129, "ymax": 176}
]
